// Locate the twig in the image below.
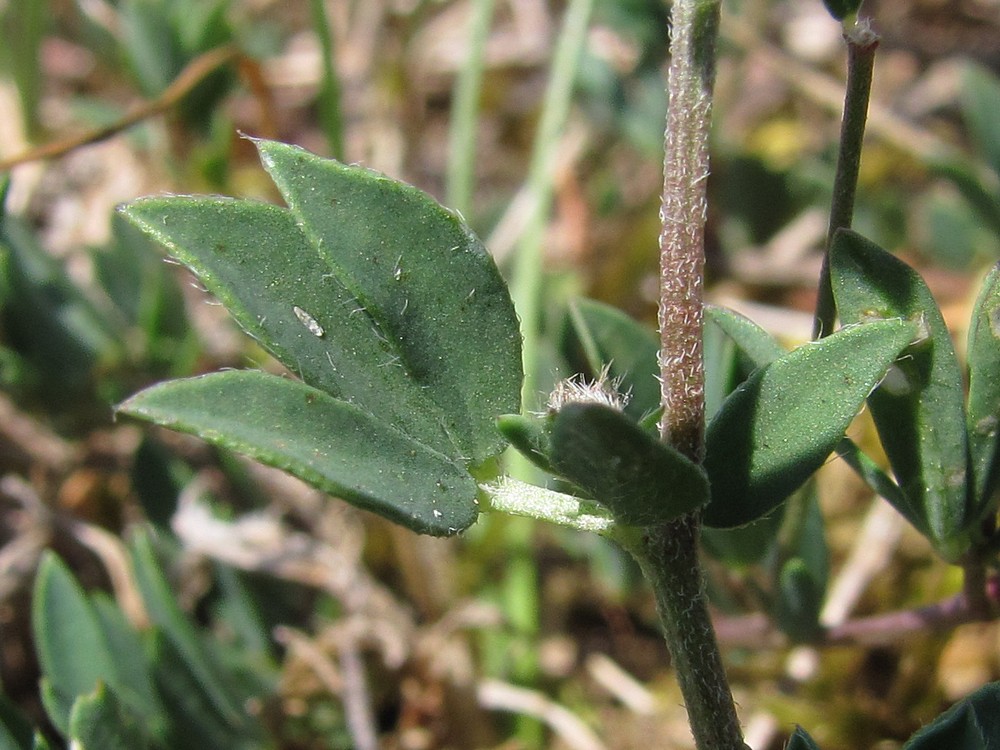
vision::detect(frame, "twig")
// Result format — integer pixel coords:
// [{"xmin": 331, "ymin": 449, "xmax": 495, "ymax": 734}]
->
[
  {"xmin": 585, "ymin": 653, "xmax": 658, "ymax": 715},
  {"xmin": 477, "ymin": 678, "xmax": 606, "ymax": 750},
  {"xmin": 337, "ymin": 636, "xmax": 380, "ymax": 750},
  {"xmin": 713, "ymin": 590, "xmax": 992, "ymax": 649},
  {"xmin": 813, "ymin": 21, "xmax": 879, "ymax": 338},
  {"xmin": 0, "ymin": 45, "xmax": 240, "ymax": 172}
]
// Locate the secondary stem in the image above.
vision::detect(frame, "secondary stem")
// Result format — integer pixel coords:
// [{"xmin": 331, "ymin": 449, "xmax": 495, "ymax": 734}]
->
[
  {"xmin": 634, "ymin": 522, "xmax": 748, "ymax": 750},
  {"xmin": 813, "ymin": 21, "xmax": 879, "ymax": 339},
  {"xmin": 647, "ymin": 0, "xmax": 747, "ymax": 748}
]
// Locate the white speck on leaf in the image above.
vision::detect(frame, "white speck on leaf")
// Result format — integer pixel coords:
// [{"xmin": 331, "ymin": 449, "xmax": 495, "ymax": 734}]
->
[{"xmin": 293, "ymin": 306, "xmax": 325, "ymax": 337}]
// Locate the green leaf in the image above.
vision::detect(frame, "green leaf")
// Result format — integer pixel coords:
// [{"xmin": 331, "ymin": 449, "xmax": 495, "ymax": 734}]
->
[
  {"xmin": 120, "ymin": 139, "xmax": 521, "ymax": 534},
  {"xmin": 149, "ymin": 633, "xmax": 261, "ymax": 750},
  {"xmin": 120, "ymin": 371, "xmax": 479, "ymax": 535},
  {"xmin": 774, "ymin": 558, "xmax": 825, "ymax": 643},
  {"xmin": 773, "ymin": 484, "xmax": 828, "ymax": 642},
  {"xmin": 788, "ymin": 726, "xmax": 823, "ymax": 750},
  {"xmin": 253, "ymin": 138, "xmax": 521, "ymax": 463},
  {"xmin": 703, "ymin": 317, "xmax": 917, "ymax": 528},
  {"xmin": 967, "ymin": 262, "xmax": 1000, "ymax": 521},
  {"xmin": 497, "ymin": 414, "xmax": 554, "ymax": 474},
  {"xmin": 565, "ymin": 298, "xmax": 660, "ymax": 419},
  {"xmin": 68, "ymin": 684, "xmax": 151, "ymax": 750},
  {"xmin": 819, "ymin": 0, "xmax": 862, "ymax": 21},
  {"xmin": 830, "ymin": 230, "xmax": 971, "ymax": 559},
  {"xmin": 704, "ymin": 304, "xmax": 785, "ymax": 368},
  {"xmin": 129, "ymin": 529, "xmax": 263, "ymax": 737},
  {"xmin": 90, "ymin": 595, "xmax": 162, "ymax": 727},
  {"xmin": 0, "ymin": 694, "xmax": 35, "ymax": 750},
  {"xmin": 549, "ymin": 403, "xmax": 709, "ymax": 525},
  {"xmin": 31, "ymin": 553, "xmax": 119, "ymax": 733},
  {"xmin": 961, "ymin": 64, "xmax": 1000, "ymax": 180},
  {"xmin": 904, "ymin": 681, "xmax": 1000, "ymax": 749}
]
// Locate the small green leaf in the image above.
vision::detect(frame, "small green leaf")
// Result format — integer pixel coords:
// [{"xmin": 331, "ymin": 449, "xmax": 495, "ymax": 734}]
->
[
  {"xmin": 774, "ymin": 558, "xmax": 825, "ymax": 643},
  {"xmin": 967, "ymin": 262, "xmax": 1000, "ymax": 521},
  {"xmin": 565, "ymin": 298, "xmax": 660, "ymax": 419},
  {"xmin": 904, "ymin": 681, "xmax": 1000, "ymax": 749},
  {"xmin": 497, "ymin": 414, "xmax": 553, "ymax": 474},
  {"xmin": 31, "ymin": 553, "xmax": 118, "ymax": 733},
  {"xmin": 120, "ymin": 371, "xmax": 479, "ymax": 535},
  {"xmin": 0, "ymin": 694, "xmax": 35, "ymax": 750},
  {"xmin": 961, "ymin": 64, "xmax": 1000, "ymax": 180},
  {"xmin": 704, "ymin": 304, "xmax": 785, "ymax": 368},
  {"xmin": 703, "ymin": 317, "xmax": 917, "ymax": 528},
  {"xmin": 68, "ymin": 684, "xmax": 151, "ymax": 750},
  {"xmin": 788, "ymin": 726, "xmax": 823, "ymax": 750},
  {"xmin": 129, "ymin": 531, "xmax": 253, "ymax": 733},
  {"xmin": 818, "ymin": 0, "xmax": 862, "ymax": 21},
  {"xmin": 549, "ymin": 403, "xmax": 709, "ymax": 525},
  {"xmin": 831, "ymin": 230, "xmax": 971, "ymax": 559},
  {"xmin": 148, "ymin": 633, "xmax": 258, "ymax": 750}
]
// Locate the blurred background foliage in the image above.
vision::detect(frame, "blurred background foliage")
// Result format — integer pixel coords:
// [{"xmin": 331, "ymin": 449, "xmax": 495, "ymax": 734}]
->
[{"xmin": 0, "ymin": 0, "xmax": 998, "ymax": 748}]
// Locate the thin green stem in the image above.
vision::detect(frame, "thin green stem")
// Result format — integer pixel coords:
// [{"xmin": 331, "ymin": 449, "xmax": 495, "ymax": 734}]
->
[
  {"xmin": 309, "ymin": 0, "xmax": 345, "ymax": 160},
  {"xmin": 630, "ymin": 523, "xmax": 748, "ymax": 750},
  {"xmin": 813, "ymin": 20, "xmax": 879, "ymax": 339},
  {"xmin": 509, "ymin": 0, "xmax": 594, "ymax": 413},
  {"xmin": 446, "ymin": 0, "xmax": 496, "ymax": 216},
  {"xmin": 648, "ymin": 0, "xmax": 747, "ymax": 747}
]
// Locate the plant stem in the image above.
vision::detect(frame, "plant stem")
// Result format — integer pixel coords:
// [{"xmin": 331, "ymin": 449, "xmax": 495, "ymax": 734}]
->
[
  {"xmin": 309, "ymin": 0, "xmax": 345, "ymax": 160},
  {"xmin": 633, "ymin": 524, "xmax": 748, "ymax": 750},
  {"xmin": 813, "ymin": 20, "xmax": 879, "ymax": 339},
  {"xmin": 510, "ymin": 0, "xmax": 594, "ymax": 413},
  {"xmin": 647, "ymin": 0, "xmax": 747, "ymax": 748},
  {"xmin": 446, "ymin": 0, "xmax": 496, "ymax": 216}
]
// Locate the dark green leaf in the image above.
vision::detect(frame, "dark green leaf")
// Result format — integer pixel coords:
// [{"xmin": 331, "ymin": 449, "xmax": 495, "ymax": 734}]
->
[
  {"xmin": 830, "ymin": 230, "xmax": 971, "ymax": 559},
  {"xmin": 31, "ymin": 553, "xmax": 119, "ymax": 733},
  {"xmin": 967, "ymin": 262, "xmax": 1000, "ymax": 521},
  {"xmin": 703, "ymin": 317, "xmax": 917, "ymax": 528},
  {"xmin": 819, "ymin": 0, "xmax": 862, "ymax": 21},
  {"xmin": 704, "ymin": 304, "xmax": 785, "ymax": 368},
  {"xmin": 121, "ymin": 139, "xmax": 521, "ymax": 535},
  {"xmin": 549, "ymin": 403, "xmax": 709, "ymax": 525},
  {"xmin": 68, "ymin": 684, "xmax": 151, "ymax": 750},
  {"xmin": 774, "ymin": 558, "xmax": 825, "ymax": 643},
  {"xmin": 254, "ymin": 138, "xmax": 521, "ymax": 463},
  {"xmin": 120, "ymin": 371, "xmax": 479, "ymax": 535},
  {"xmin": 129, "ymin": 531, "xmax": 249, "ymax": 731},
  {"xmin": 90, "ymin": 595, "xmax": 163, "ymax": 727},
  {"xmin": 0, "ymin": 694, "xmax": 35, "ymax": 750},
  {"xmin": 930, "ymin": 160, "xmax": 1000, "ymax": 238},
  {"xmin": 961, "ymin": 64, "xmax": 1000, "ymax": 180},
  {"xmin": 121, "ymin": 140, "xmax": 520, "ymax": 464},
  {"xmin": 565, "ymin": 298, "xmax": 660, "ymax": 419},
  {"xmin": 835, "ymin": 436, "xmax": 917, "ymax": 527},
  {"xmin": 701, "ymin": 512, "xmax": 784, "ymax": 567},
  {"xmin": 904, "ymin": 681, "xmax": 1000, "ymax": 749},
  {"xmin": 497, "ymin": 414, "xmax": 554, "ymax": 474},
  {"xmin": 788, "ymin": 726, "xmax": 823, "ymax": 750},
  {"xmin": 149, "ymin": 633, "xmax": 261, "ymax": 750}
]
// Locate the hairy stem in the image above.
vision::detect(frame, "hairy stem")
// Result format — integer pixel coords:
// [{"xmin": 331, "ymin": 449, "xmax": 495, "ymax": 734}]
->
[
  {"xmin": 646, "ymin": 0, "xmax": 747, "ymax": 748},
  {"xmin": 632, "ymin": 522, "xmax": 748, "ymax": 750},
  {"xmin": 813, "ymin": 21, "xmax": 879, "ymax": 339}
]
